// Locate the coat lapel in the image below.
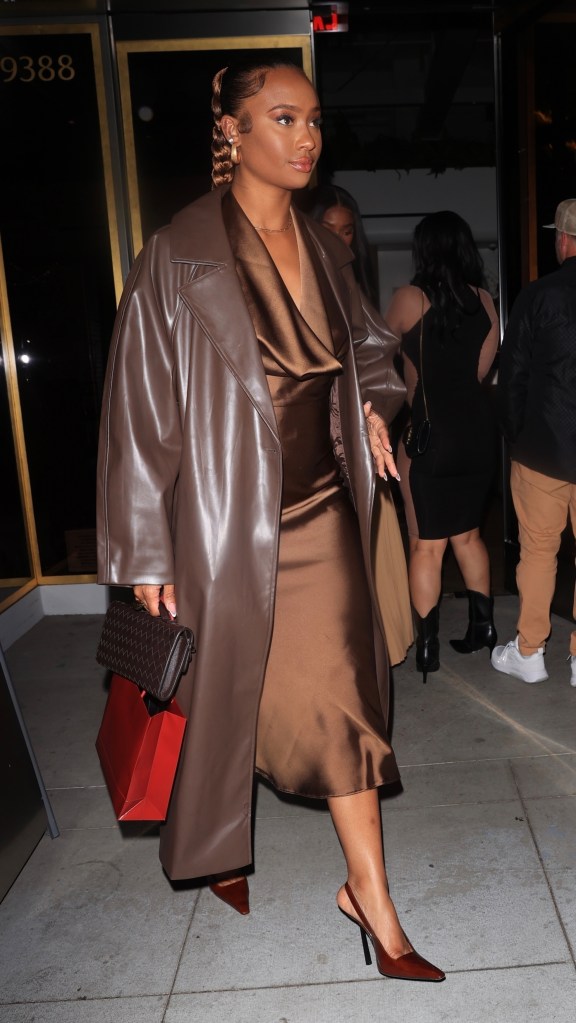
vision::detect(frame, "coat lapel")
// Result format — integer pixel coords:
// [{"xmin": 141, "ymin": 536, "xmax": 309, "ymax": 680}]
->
[
  {"xmin": 171, "ymin": 188, "xmax": 280, "ymax": 442},
  {"xmin": 299, "ymin": 216, "xmax": 364, "ymax": 342}
]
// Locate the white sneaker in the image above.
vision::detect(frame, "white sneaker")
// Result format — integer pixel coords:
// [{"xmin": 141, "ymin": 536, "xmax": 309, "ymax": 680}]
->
[
  {"xmin": 569, "ymin": 655, "xmax": 576, "ymax": 687},
  {"xmin": 491, "ymin": 636, "xmax": 548, "ymax": 684}
]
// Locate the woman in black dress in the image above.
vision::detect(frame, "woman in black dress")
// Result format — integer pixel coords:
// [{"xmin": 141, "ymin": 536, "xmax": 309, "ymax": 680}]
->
[{"xmin": 384, "ymin": 211, "xmax": 499, "ymax": 681}]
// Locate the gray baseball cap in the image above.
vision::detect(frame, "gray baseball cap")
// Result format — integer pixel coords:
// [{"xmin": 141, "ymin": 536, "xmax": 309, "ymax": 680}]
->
[{"xmin": 543, "ymin": 198, "xmax": 576, "ymax": 235}]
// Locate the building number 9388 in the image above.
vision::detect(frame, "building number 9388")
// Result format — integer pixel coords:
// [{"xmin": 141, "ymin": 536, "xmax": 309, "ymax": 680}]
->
[{"xmin": 1, "ymin": 54, "xmax": 76, "ymax": 82}]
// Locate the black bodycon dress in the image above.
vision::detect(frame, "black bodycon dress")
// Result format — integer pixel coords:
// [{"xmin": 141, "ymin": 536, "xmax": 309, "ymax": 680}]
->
[{"xmin": 401, "ymin": 289, "xmax": 496, "ymax": 540}]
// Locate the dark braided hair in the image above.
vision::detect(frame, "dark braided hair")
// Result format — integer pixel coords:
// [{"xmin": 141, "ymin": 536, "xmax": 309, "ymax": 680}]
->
[
  {"xmin": 411, "ymin": 210, "xmax": 486, "ymax": 337},
  {"xmin": 211, "ymin": 58, "xmax": 309, "ymax": 188}
]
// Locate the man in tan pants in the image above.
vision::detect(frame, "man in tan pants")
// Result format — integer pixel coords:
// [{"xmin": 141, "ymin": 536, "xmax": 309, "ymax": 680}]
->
[{"xmin": 492, "ymin": 199, "xmax": 576, "ymax": 686}]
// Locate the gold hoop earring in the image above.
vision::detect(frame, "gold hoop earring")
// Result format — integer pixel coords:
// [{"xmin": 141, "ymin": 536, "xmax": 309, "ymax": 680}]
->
[{"xmin": 230, "ymin": 142, "xmax": 240, "ymax": 166}]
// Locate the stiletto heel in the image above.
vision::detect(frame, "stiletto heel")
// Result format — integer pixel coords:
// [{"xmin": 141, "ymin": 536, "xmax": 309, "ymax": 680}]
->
[
  {"xmin": 360, "ymin": 927, "xmax": 371, "ymax": 965},
  {"xmin": 341, "ymin": 883, "xmax": 445, "ymax": 982},
  {"xmin": 415, "ymin": 606, "xmax": 440, "ymax": 684}
]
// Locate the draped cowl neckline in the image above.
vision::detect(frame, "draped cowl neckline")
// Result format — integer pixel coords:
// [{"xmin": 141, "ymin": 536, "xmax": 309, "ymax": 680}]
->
[{"xmin": 221, "ymin": 189, "xmax": 347, "ymax": 380}]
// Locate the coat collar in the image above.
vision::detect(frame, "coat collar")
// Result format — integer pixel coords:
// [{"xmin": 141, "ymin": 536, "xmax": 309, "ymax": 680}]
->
[
  {"xmin": 170, "ymin": 186, "xmax": 233, "ymax": 266},
  {"xmin": 169, "ymin": 184, "xmax": 356, "ymax": 274}
]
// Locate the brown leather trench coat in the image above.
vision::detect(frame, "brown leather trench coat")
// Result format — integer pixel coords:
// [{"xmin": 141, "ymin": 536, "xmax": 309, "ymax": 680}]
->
[{"xmin": 97, "ymin": 186, "xmax": 412, "ymax": 880}]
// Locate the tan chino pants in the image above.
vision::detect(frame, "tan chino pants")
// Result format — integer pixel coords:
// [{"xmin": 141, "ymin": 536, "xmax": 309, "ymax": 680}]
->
[{"xmin": 511, "ymin": 461, "xmax": 576, "ymax": 655}]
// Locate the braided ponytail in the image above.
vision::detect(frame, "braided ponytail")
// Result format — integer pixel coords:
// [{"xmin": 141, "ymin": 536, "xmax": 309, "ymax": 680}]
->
[{"xmin": 211, "ymin": 67, "xmax": 234, "ymax": 188}]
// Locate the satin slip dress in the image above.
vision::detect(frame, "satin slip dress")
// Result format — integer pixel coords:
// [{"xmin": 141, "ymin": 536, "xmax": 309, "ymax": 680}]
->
[{"xmin": 223, "ymin": 192, "xmax": 398, "ymax": 799}]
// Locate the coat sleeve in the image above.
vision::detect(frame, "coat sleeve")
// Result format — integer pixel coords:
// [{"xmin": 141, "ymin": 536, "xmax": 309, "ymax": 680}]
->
[
  {"xmin": 97, "ymin": 236, "xmax": 183, "ymax": 586},
  {"xmin": 498, "ymin": 287, "xmax": 533, "ymax": 443},
  {"xmin": 349, "ymin": 278, "xmax": 407, "ymax": 426}
]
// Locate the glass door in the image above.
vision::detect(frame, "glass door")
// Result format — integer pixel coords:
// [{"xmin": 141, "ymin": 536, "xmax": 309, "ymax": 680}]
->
[{"xmin": 0, "ymin": 23, "xmax": 122, "ymax": 598}]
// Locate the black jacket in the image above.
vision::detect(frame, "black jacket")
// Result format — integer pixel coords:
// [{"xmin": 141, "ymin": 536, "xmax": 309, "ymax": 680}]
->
[{"xmin": 499, "ymin": 255, "xmax": 576, "ymax": 483}]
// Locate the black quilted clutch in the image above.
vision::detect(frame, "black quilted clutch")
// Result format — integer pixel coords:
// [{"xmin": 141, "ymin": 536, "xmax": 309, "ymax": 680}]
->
[{"xmin": 96, "ymin": 601, "xmax": 195, "ymax": 702}]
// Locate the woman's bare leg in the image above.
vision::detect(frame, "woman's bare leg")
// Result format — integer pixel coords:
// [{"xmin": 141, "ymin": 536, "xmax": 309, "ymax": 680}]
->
[
  {"xmin": 449, "ymin": 528, "xmax": 490, "ymax": 594},
  {"xmin": 328, "ymin": 788, "xmax": 412, "ymax": 958},
  {"xmin": 409, "ymin": 537, "xmax": 448, "ymax": 616}
]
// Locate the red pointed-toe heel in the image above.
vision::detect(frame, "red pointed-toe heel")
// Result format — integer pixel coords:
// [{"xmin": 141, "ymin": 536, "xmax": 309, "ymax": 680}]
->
[
  {"xmin": 208, "ymin": 876, "xmax": 250, "ymax": 915},
  {"xmin": 341, "ymin": 883, "xmax": 445, "ymax": 982}
]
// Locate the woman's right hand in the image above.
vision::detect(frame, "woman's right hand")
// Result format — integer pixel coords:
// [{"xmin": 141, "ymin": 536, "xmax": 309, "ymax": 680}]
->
[{"xmin": 134, "ymin": 583, "xmax": 177, "ymax": 618}]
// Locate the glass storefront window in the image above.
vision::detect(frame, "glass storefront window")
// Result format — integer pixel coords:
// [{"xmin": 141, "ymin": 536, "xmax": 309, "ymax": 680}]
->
[{"xmin": 0, "ymin": 26, "xmax": 119, "ymax": 578}]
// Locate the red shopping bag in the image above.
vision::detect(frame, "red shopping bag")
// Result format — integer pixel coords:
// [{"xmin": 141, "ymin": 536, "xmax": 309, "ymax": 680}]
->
[{"xmin": 96, "ymin": 673, "xmax": 186, "ymax": 821}]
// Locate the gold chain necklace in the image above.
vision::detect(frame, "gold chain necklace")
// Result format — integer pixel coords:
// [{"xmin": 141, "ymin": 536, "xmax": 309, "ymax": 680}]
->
[{"xmin": 254, "ymin": 216, "xmax": 293, "ymax": 235}]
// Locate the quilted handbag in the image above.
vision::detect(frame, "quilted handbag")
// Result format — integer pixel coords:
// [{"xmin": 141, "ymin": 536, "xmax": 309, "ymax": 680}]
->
[{"xmin": 96, "ymin": 600, "xmax": 195, "ymax": 702}]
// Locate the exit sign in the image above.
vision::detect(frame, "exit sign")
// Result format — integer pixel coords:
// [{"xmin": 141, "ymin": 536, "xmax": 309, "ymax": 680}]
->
[{"xmin": 312, "ymin": 3, "xmax": 349, "ymax": 33}]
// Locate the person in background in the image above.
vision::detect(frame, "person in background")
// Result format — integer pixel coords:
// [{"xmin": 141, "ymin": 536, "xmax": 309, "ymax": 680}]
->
[
  {"xmin": 306, "ymin": 182, "xmax": 413, "ymax": 668},
  {"xmin": 384, "ymin": 211, "xmax": 499, "ymax": 682},
  {"xmin": 492, "ymin": 198, "xmax": 576, "ymax": 687},
  {"xmin": 97, "ymin": 58, "xmax": 443, "ymax": 982},
  {"xmin": 304, "ymin": 184, "xmax": 380, "ymax": 307}
]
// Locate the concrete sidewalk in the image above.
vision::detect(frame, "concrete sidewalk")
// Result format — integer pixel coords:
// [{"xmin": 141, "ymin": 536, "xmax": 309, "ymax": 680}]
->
[{"xmin": 1, "ymin": 595, "xmax": 575, "ymax": 1022}]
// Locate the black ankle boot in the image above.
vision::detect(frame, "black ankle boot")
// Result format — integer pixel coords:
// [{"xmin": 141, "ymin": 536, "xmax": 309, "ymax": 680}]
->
[
  {"xmin": 415, "ymin": 605, "xmax": 440, "ymax": 684},
  {"xmin": 449, "ymin": 589, "xmax": 497, "ymax": 654}
]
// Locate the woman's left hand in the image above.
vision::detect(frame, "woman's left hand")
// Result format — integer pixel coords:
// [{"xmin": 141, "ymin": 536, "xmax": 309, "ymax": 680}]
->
[{"xmin": 364, "ymin": 401, "xmax": 400, "ymax": 481}]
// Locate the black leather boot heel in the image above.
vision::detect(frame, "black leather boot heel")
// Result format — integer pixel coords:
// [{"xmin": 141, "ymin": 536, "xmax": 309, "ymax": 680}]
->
[
  {"xmin": 415, "ymin": 605, "xmax": 440, "ymax": 683},
  {"xmin": 449, "ymin": 589, "xmax": 497, "ymax": 654}
]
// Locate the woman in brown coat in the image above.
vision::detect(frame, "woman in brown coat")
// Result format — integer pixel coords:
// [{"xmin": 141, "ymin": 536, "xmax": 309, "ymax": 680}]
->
[{"xmin": 97, "ymin": 58, "xmax": 443, "ymax": 983}]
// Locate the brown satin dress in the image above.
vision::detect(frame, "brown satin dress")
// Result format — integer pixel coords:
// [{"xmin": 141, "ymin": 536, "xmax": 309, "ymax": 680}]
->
[{"xmin": 223, "ymin": 193, "xmax": 398, "ymax": 798}]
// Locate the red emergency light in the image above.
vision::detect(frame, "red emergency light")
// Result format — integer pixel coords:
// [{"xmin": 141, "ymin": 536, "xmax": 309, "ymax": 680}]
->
[{"xmin": 312, "ymin": 3, "xmax": 349, "ymax": 33}]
